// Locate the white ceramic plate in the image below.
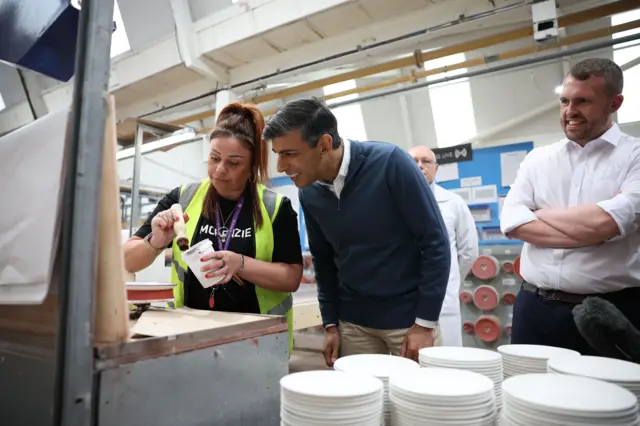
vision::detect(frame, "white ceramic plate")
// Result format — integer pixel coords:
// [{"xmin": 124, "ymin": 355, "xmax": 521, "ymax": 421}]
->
[
  {"xmin": 334, "ymin": 354, "xmax": 420, "ymax": 378},
  {"xmin": 280, "ymin": 370, "xmax": 383, "ymax": 399},
  {"xmin": 497, "ymin": 344, "xmax": 580, "ymax": 360},
  {"xmin": 502, "ymin": 373, "xmax": 638, "ymax": 415},
  {"xmin": 547, "ymin": 355, "xmax": 640, "ymax": 383},
  {"xmin": 419, "ymin": 346, "xmax": 502, "ymax": 363},
  {"xmin": 390, "ymin": 368, "xmax": 494, "ymax": 399}
]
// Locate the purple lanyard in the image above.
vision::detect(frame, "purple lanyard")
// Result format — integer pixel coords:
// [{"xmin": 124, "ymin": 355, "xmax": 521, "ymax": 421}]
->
[{"xmin": 215, "ymin": 195, "xmax": 244, "ymax": 251}]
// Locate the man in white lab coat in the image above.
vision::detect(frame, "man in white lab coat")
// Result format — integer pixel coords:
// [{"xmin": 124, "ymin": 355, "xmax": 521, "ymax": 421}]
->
[{"xmin": 408, "ymin": 146, "xmax": 479, "ymax": 346}]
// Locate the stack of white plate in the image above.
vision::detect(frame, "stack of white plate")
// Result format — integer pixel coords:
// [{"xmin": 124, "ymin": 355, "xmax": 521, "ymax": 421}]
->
[
  {"xmin": 389, "ymin": 367, "xmax": 497, "ymax": 426},
  {"xmin": 280, "ymin": 370, "xmax": 384, "ymax": 426},
  {"xmin": 334, "ymin": 354, "xmax": 420, "ymax": 425},
  {"xmin": 497, "ymin": 344, "xmax": 580, "ymax": 378},
  {"xmin": 547, "ymin": 355, "xmax": 640, "ymax": 401},
  {"xmin": 501, "ymin": 373, "xmax": 640, "ymax": 426},
  {"xmin": 418, "ymin": 347, "xmax": 504, "ymax": 409}
]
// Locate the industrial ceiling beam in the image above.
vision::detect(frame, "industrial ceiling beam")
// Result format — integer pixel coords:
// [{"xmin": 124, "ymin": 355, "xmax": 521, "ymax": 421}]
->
[
  {"xmin": 326, "ymin": 32, "xmax": 640, "ymax": 121},
  {"xmin": 152, "ymin": 27, "xmax": 640, "ymax": 150},
  {"xmin": 169, "ymin": 0, "xmax": 230, "ymax": 83},
  {"xmin": 167, "ymin": 0, "xmax": 639, "ymax": 126},
  {"xmin": 248, "ymin": 0, "xmax": 639, "ymax": 104},
  {"xmin": 249, "ymin": 18, "xmax": 639, "ymax": 121},
  {"xmin": 319, "ymin": 18, "xmax": 640, "ymax": 105}
]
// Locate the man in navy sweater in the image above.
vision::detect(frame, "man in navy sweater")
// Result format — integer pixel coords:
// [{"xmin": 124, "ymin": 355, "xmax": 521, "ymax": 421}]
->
[{"xmin": 263, "ymin": 97, "xmax": 451, "ymax": 365}]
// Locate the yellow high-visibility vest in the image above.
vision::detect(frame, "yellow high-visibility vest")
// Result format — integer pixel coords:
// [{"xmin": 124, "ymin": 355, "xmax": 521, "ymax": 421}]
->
[{"xmin": 170, "ymin": 179, "xmax": 293, "ymax": 353}]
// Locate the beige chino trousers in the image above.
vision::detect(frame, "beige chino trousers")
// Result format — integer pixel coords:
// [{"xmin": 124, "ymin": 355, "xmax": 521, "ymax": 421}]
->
[{"xmin": 339, "ymin": 321, "xmax": 442, "ymax": 357}]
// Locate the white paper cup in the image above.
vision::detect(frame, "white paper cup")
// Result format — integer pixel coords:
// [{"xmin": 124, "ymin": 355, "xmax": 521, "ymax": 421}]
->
[{"xmin": 181, "ymin": 239, "xmax": 224, "ymax": 288}]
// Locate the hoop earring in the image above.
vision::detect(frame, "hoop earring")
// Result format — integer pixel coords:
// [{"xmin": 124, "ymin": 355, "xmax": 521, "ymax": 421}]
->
[{"xmin": 249, "ymin": 174, "xmax": 256, "ymax": 183}]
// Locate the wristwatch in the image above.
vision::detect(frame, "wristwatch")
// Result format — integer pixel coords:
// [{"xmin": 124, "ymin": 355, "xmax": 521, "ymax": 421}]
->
[{"xmin": 144, "ymin": 233, "xmax": 164, "ymax": 254}]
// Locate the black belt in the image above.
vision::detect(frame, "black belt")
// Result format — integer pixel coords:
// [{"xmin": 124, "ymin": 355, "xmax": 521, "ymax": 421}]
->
[{"xmin": 521, "ymin": 282, "xmax": 590, "ymax": 304}]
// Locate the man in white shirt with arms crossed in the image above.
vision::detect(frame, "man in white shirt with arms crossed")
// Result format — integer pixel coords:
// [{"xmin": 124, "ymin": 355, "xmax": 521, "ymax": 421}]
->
[
  {"xmin": 500, "ymin": 58, "xmax": 640, "ymax": 354},
  {"xmin": 409, "ymin": 146, "xmax": 479, "ymax": 346}
]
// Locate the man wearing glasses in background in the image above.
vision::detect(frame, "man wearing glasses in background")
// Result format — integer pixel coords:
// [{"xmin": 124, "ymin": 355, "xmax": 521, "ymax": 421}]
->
[{"xmin": 409, "ymin": 145, "xmax": 479, "ymax": 346}]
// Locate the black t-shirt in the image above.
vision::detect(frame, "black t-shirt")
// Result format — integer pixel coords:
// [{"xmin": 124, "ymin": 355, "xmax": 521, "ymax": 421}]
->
[{"xmin": 135, "ymin": 186, "xmax": 302, "ymax": 314}]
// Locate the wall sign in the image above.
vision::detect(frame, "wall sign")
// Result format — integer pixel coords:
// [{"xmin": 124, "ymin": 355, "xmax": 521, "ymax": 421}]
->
[
  {"xmin": 433, "ymin": 143, "xmax": 473, "ymax": 165},
  {"xmin": 461, "ymin": 176, "xmax": 482, "ymax": 187}
]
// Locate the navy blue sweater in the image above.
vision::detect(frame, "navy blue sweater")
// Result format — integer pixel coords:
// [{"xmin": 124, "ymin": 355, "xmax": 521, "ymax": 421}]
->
[{"xmin": 299, "ymin": 141, "xmax": 451, "ymax": 330}]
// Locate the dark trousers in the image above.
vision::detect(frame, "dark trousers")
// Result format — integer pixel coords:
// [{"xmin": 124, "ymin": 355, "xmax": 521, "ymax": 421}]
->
[{"xmin": 511, "ymin": 284, "xmax": 640, "ymax": 355}]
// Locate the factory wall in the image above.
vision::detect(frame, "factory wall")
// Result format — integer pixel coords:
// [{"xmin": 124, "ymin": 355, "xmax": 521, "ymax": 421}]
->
[
  {"xmin": 117, "ymin": 141, "xmax": 207, "ymax": 191},
  {"xmin": 352, "ymin": 64, "xmax": 560, "ymax": 152},
  {"xmin": 467, "ymin": 56, "xmax": 565, "ymax": 144},
  {"xmin": 358, "ymin": 95, "xmax": 406, "ymax": 147},
  {"xmin": 189, "ymin": 0, "xmax": 233, "ymax": 19},
  {"xmin": 119, "ymin": 0, "xmax": 176, "ymax": 51},
  {"xmin": 355, "ymin": 87, "xmax": 440, "ymax": 151}
]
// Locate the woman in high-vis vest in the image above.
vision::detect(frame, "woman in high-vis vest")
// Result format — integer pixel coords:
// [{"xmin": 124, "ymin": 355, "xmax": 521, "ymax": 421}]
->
[{"xmin": 123, "ymin": 102, "xmax": 303, "ymax": 353}]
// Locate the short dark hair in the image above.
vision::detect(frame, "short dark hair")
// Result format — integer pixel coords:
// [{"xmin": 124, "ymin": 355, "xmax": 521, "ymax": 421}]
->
[
  {"xmin": 263, "ymin": 97, "xmax": 342, "ymax": 149},
  {"xmin": 568, "ymin": 58, "xmax": 624, "ymax": 96}
]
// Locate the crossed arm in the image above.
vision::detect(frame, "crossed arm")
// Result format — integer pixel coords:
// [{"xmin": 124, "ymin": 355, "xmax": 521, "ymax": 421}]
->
[
  {"xmin": 532, "ymin": 205, "xmax": 620, "ymax": 246},
  {"xmin": 508, "ymin": 207, "xmax": 618, "ymax": 248},
  {"xmin": 500, "ymin": 153, "xmax": 639, "ymax": 248}
]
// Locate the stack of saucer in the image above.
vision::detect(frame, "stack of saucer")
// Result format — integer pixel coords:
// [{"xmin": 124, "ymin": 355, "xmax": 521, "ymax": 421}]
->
[
  {"xmin": 280, "ymin": 370, "xmax": 384, "ymax": 426},
  {"xmin": 548, "ymin": 355, "xmax": 640, "ymax": 401},
  {"xmin": 334, "ymin": 354, "xmax": 420, "ymax": 425},
  {"xmin": 497, "ymin": 344, "xmax": 580, "ymax": 378},
  {"xmin": 418, "ymin": 347, "xmax": 504, "ymax": 409},
  {"xmin": 389, "ymin": 367, "xmax": 497, "ymax": 425},
  {"xmin": 501, "ymin": 373, "xmax": 640, "ymax": 426}
]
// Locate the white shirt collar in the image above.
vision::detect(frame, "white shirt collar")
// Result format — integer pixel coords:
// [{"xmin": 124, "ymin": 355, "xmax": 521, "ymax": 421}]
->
[
  {"xmin": 431, "ymin": 183, "xmax": 451, "ymax": 202},
  {"xmin": 319, "ymin": 139, "xmax": 350, "ymax": 186},
  {"xmin": 563, "ymin": 122, "xmax": 623, "ymax": 148},
  {"xmin": 600, "ymin": 123, "xmax": 623, "ymax": 146},
  {"xmin": 337, "ymin": 138, "xmax": 351, "ymax": 181}
]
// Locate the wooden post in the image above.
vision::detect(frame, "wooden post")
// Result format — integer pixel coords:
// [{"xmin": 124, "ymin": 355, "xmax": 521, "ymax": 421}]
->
[{"xmin": 94, "ymin": 95, "xmax": 130, "ymax": 343}]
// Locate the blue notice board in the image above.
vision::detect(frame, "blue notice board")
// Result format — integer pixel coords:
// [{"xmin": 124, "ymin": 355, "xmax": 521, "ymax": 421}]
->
[{"xmin": 438, "ymin": 141, "xmax": 534, "ymax": 246}]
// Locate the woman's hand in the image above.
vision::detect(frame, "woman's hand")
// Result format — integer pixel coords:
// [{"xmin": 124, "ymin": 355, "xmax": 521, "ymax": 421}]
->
[
  {"xmin": 149, "ymin": 208, "xmax": 189, "ymax": 247},
  {"xmin": 200, "ymin": 250, "xmax": 243, "ymax": 284}
]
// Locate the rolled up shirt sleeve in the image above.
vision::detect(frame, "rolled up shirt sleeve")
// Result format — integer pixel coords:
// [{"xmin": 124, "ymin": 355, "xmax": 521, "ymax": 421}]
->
[
  {"xmin": 415, "ymin": 318, "xmax": 438, "ymax": 329},
  {"xmin": 500, "ymin": 152, "xmax": 538, "ymax": 235},
  {"xmin": 596, "ymin": 157, "xmax": 640, "ymax": 240}
]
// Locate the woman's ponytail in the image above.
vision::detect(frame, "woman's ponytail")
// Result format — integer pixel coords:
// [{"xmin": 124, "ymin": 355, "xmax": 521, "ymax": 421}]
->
[{"xmin": 207, "ymin": 102, "xmax": 270, "ymax": 227}]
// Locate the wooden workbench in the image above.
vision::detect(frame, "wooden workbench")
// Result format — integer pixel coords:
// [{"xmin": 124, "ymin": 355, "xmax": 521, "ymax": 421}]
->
[{"xmin": 0, "ymin": 308, "xmax": 289, "ymax": 426}]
